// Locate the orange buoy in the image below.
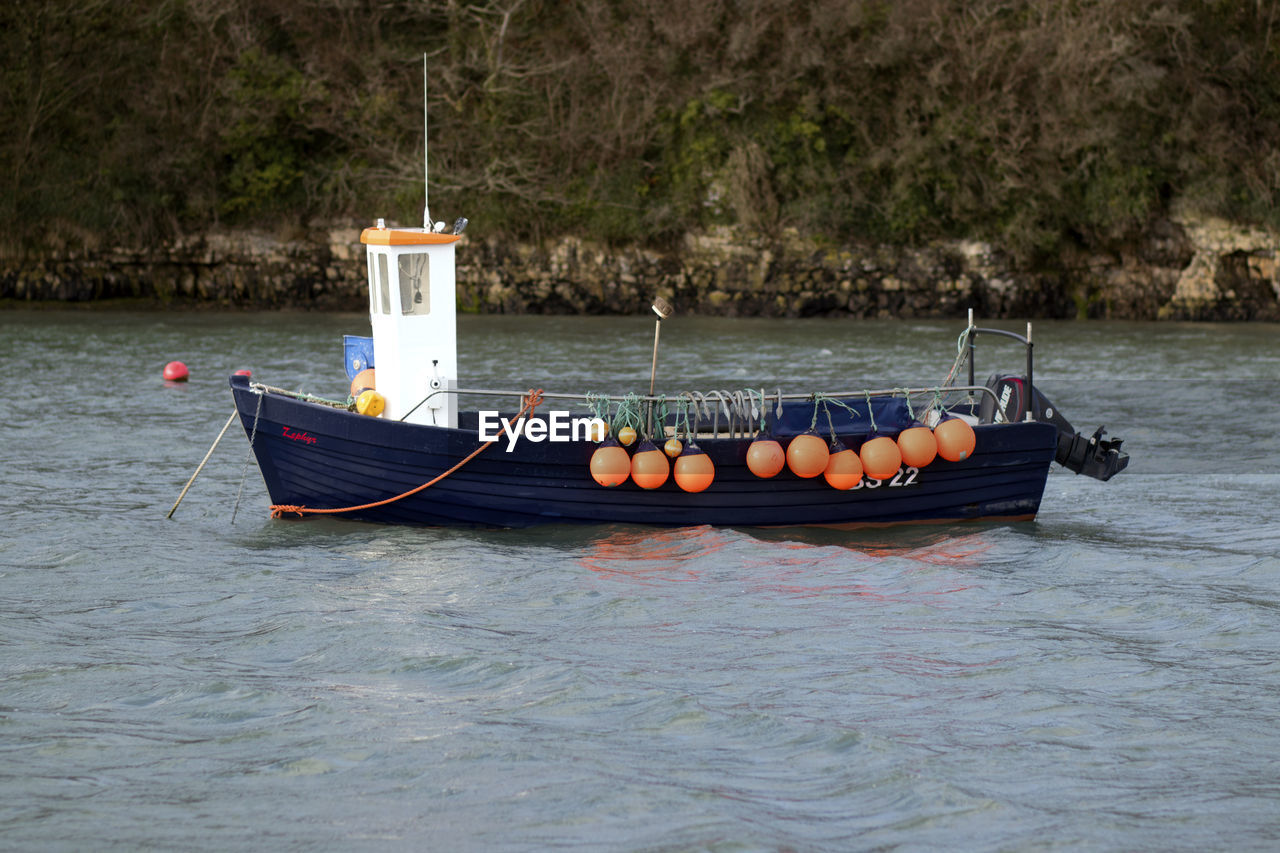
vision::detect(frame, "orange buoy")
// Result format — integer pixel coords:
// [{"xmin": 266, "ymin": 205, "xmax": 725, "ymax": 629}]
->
[
  {"xmin": 746, "ymin": 434, "xmax": 786, "ymax": 479},
  {"xmin": 935, "ymin": 415, "xmax": 977, "ymax": 462},
  {"xmin": 356, "ymin": 389, "xmax": 385, "ymax": 416},
  {"xmin": 823, "ymin": 441, "xmax": 864, "ymax": 490},
  {"xmin": 590, "ymin": 437, "xmax": 631, "ymax": 487},
  {"xmin": 786, "ymin": 433, "xmax": 829, "ymax": 479},
  {"xmin": 860, "ymin": 433, "xmax": 903, "ymax": 481},
  {"xmin": 616, "ymin": 425, "xmax": 637, "ymax": 447},
  {"xmin": 673, "ymin": 444, "xmax": 715, "ymax": 493},
  {"xmin": 897, "ymin": 422, "xmax": 938, "ymax": 468},
  {"xmin": 664, "ymin": 437, "xmax": 684, "ymax": 458},
  {"xmin": 163, "ymin": 361, "xmax": 189, "ymax": 382},
  {"xmin": 350, "ymin": 368, "xmax": 376, "ymax": 397},
  {"xmin": 631, "ymin": 440, "xmax": 670, "ymax": 489}
]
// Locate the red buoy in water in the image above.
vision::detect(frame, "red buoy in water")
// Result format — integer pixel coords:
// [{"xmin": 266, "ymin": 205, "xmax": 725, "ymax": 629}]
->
[
  {"xmin": 163, "ymin": 361, "xmax": 189, "ymax": 382},
  {"xmin": 233, "ymin": 369, "xmax": 252, "ymax": 378}
]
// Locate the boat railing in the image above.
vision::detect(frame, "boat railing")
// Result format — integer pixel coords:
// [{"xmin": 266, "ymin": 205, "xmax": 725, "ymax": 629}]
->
[
  {"xmin": 438, "ymin": 385, "xmax": 1000, "ymax": 407},
  {"xmin": 963, "ymin": 308, "xmax": 1034, "ymax": 423},
  {"xmin": 422, "ymin": 384, "xmax": 1006, "ymax": 439},
  {"xmin": 249, "ymin": 380, "xmax": 1002, "ymax": 428},
  {"xmin": 247, "ymin": 382, "xmax": 352, "ymax": 409}
]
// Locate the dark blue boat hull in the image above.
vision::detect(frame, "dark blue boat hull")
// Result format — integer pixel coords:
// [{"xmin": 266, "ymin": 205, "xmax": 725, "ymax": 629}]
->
[{"xmin": 230, "ymin": 374, "xmax": 1058, "ymax": 528}]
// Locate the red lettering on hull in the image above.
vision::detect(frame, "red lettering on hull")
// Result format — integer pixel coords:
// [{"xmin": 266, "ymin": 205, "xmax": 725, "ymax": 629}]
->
[{"xmin": 282, "ymin": 426, "xmax": 317, "ymax": 445}]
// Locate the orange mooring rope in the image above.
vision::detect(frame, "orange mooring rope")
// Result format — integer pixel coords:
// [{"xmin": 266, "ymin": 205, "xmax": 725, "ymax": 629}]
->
[{"xmin": 270, "ymin": 388, "xmax": 544, "ymax": 519}]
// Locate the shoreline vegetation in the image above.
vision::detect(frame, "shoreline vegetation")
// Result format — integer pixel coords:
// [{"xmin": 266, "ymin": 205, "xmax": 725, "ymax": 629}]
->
[{"xmin": 3, "ymin": 1, "xmax": 1278, "ymax": 319}]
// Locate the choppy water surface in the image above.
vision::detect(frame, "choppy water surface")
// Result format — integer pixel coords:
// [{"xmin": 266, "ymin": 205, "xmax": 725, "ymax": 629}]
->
[{"xmin": 2, "ymin": 310, "xmax": 1278, "ymax": 851}]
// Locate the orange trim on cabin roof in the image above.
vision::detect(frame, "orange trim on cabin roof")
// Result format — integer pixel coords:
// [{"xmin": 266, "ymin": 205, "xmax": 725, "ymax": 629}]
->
[{"xmin": 360, "ymin": 227, "xmax": 463, "ymax": 246}]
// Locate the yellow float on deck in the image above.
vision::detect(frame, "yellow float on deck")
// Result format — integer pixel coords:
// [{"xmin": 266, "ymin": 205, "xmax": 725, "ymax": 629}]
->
[{"xmin": 356, "ymin": 389, "xmax": 385, "ymax": 417}]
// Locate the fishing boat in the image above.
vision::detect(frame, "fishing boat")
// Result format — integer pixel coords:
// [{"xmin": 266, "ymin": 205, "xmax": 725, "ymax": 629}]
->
[{"xmin": 227, "ymin": 218, "xmax": 1127, "ymax": 529}]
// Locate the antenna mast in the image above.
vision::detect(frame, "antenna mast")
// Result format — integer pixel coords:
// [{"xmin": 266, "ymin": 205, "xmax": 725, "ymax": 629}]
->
[{"xmin": 423, "ymin": 53, "xmax": 431, "ymax": 230}]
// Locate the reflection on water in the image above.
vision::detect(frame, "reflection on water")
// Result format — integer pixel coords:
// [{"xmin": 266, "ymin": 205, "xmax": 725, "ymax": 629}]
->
[
  {"xmin": 577, "ymin": 525, "xmax": 999, "ymax": 592},
  {"xmin": 578, "ymin": 527, "xmax": 724, "ymax": 583}
]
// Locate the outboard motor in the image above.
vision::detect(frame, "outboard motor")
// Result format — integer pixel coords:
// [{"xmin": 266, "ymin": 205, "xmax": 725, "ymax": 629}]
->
[{"xmin": 981, "ymin": 374, "xmax": 1129, "ymax": 482}]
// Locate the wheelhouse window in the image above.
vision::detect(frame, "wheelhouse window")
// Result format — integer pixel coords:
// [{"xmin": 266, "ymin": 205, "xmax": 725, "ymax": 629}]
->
[
  {"xmin": 378, "ymin": 254, "xmax": 391, "ymax": 315},
  {"xmin": 398, "ymin": 252, "xmax": 429, "ymax": 315}
]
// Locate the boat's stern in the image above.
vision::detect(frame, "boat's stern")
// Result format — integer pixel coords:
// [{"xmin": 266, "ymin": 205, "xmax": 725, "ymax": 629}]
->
[{"xmin": 980, "ymin": 373, "xmax": 1129, "ymax": 481}]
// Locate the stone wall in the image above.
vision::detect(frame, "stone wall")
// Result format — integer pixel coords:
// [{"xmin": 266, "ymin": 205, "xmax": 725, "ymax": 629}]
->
[
  {"xmin": 459, "ymin": 230, "xmax": 1076, "ymax": 319},
  {"xmin": 2, "ymin": 216, "xmax": 1278, "ymax": 320},
  {"xmin": 1158, "ymin": 213, "xmax": 1280, "ymax": 320},
  {"xmin": 0, "ymin": 231, "xmax": 362, "ymax": 309}
]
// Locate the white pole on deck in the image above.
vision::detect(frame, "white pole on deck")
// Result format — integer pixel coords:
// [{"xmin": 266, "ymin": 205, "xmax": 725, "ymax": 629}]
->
[{"xmin": 1026, "ymin": 321, "xmax": 1034, "ymax": 421}]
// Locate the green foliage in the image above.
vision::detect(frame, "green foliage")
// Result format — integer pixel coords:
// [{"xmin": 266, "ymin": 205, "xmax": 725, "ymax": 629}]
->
[
  {"xmin": 217, "ymin": 49, "xmax": 313, "ymax": 218},
  {"xmin": 2, "ymin": 0, "xmax": 1280, "ymax": 267}
]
